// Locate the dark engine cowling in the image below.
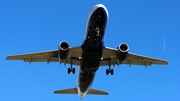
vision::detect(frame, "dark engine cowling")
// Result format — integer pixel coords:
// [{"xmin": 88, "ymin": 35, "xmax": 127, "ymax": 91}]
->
[
  {"xmin": 58, "ymin": 41, "xmax": 69, "ymax": 60},
  {"xmin": 117, "ymin": 43, "xmax": 129, "ymax": 61}
]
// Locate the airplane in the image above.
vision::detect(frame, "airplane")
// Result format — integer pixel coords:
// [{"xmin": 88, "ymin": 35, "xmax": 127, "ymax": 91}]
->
[{"xmin": 6, "ymin": 4, "xmax": 168, "ymax": 98}]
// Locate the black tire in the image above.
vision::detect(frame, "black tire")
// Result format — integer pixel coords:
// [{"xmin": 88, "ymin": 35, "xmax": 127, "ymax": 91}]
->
[
  {"xmin": 106, "ymin": 69, "xmax": 109, "ymax": 75},
  {"xmin": 68, "ymin": 68, "xmax": 71, "ymax": 74},
  {"xmin": 111, "ymin": 69, "xmax": 114, "ymax": 75},
  {"xmin": 72, "ymin": 68, "xmax": 75, "ymax": 74}
]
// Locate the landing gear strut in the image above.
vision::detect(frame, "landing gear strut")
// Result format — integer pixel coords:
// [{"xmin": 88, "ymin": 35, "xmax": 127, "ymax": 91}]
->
[
  {"xmin": 106, "ymin": 59, "xmax": 114, "ymax": 75},
  {"xmin": 68, "ymin": 57, "xmax": 75, "ymax": 74}
]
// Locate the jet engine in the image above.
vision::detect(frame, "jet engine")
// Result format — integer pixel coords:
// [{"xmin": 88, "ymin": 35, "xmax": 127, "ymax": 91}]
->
[
  {"xmin": 117, "ymin": 43, "xmax": 129, "ymax": 61},
  {"xmin": 58, "ymin": 41, "xmax": 69, "ymax": 60}
]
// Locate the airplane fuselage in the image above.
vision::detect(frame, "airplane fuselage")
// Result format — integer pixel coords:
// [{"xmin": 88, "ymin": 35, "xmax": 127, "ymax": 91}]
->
[{"xmin": 77, "ymin": 4, "xmax": 108, "ymax": 98}]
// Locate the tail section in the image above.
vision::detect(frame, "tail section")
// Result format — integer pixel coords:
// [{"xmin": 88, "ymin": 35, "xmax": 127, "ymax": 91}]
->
[{"xmin": 54, "ymin": 88, "xmax": 108, "ymax": 95}]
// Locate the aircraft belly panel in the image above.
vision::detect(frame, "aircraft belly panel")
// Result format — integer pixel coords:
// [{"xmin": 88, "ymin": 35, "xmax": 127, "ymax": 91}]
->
[
  {"xmin": 78, "ymin": 72, "xmax": 95, "ymax": 93},
  {"xmin": 80, "ymin": 52, "xmax": 101, "ymax": 73}
]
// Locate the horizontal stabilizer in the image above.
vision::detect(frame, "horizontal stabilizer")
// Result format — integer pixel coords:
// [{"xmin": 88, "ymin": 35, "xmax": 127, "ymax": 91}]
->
[
  {"xmin": 54, "ymin": 88, "xmax": 77, "ymax": 94},
  {"xmin": 54, "ymin": 88, "xmax": 108, "ymax": 95},
  {"xmin": 87, "ymin": 88, "xmax": 108, "ymax": 95}
]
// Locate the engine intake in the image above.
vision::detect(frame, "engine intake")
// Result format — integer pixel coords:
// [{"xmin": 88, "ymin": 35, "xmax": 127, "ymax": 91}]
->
[
  {"xmin": 117, "ymin": 43, "xmax": 129, "ymax": 61},
  {"xmin": 58, "ymin": 41, "xmax": 69, "ymax": 60}
]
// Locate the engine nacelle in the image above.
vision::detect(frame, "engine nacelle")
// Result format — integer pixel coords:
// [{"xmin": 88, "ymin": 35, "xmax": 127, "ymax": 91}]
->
[
  {"xmin": 117, "ymin": 43, "xmax": 129, "ymax": 61},
  {"xmin": 58, "ymin": 41, "xmax": 69, "ymax": 60}
]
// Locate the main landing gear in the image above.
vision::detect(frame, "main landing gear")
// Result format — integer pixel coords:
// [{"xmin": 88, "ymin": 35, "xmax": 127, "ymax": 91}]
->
[
  {"xmin": 68, "ymin": 57, "xmax": 75, "ymax": 74},
  {"xmin": 68, "ymin": 67, "xmax": 75, "ymax": 74},
  {"xmin": 106, "ymin": 59, "xmax": 114, "ymax": 75},
  {"xmin": 106, "ymin": 69, "xmax": 114, "ymax": 75}
]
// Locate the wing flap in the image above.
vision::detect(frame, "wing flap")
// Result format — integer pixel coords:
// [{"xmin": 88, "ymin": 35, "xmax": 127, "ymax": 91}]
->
[
  {"xmin": 23, "ymin": 57, "xmax": 58, "ymax": 62},
  {"xmin": 100, "ymin": 60, "xmax": 152, "ymax": 66}
]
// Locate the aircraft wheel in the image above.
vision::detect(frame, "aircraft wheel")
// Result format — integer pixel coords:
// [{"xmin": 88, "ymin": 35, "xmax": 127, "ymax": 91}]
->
[
  {"xmin": 68, "ymin": 68, "xmax": 71, "ymax": 74},
  {"xmin": 72, "ymin": 68, "xmax": 75, "ymax": 74},
  {"xmin": 110, "ymin": 69, "xmax": 114, "ymax": 75},
  {"xmin": 106, "ymin": 69, "xmax": 109, "ymax": 75}
]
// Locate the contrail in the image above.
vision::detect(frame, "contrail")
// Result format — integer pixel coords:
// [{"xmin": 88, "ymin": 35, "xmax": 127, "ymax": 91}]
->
[{"xmin": 163, "ymin": 33, "xmax": 166, "ymax": 50}]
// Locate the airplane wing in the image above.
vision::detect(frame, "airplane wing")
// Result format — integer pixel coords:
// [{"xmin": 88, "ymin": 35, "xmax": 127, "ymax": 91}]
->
[
  {"xmin": 100, "ymin": 47, "xmax": 168, "ymax": 67},
  {"xmin": 6, "ymin": 46, "xmax": 168, "ymax": 67},
  {"xmin": 6, "ymin": 46, "xmax": 82, "ymax": 66}
]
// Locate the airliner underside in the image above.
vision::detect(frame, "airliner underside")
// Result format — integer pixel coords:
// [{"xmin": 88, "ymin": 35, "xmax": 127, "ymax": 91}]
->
[{"xmin": 6, "ymin": 4, "xmax": 168, "ymax": 98}]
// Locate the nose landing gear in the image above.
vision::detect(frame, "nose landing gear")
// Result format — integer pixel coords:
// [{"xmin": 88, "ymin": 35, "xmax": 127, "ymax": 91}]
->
[{"xmin": 95, "ymin": 27, "xmax": 101, "ymax": 37}]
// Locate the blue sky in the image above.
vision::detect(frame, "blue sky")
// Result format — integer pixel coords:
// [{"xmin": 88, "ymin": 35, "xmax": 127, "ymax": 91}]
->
[{"xmin": 0, "ymin": 0, "xmax": 180, "ymax": 101}]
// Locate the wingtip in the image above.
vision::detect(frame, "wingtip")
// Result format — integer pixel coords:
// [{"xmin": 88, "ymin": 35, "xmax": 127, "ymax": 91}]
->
[
  {"xmin": 6, "ymin": 56, "xmax": 9, "ymax": 60},
  {"xmin": 165, "ymin": 61, "xmax": 168, "ymax": 65},
  {"xmin": 164, "ymin": 60, "xmax": 168, "ymax": 65},
  {"xmin": 6, "ymin": 56, "xmax": 14, "ymax": 60}
]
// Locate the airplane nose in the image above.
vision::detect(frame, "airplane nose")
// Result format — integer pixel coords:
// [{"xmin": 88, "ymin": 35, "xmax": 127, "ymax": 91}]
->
[
  {"xmin": 94, "ymin": 4, "xmax": 109, "ymax": 20},
  {"xmin": 94, "ymin": 4, "xmax": 106, "ymax": 8}
]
